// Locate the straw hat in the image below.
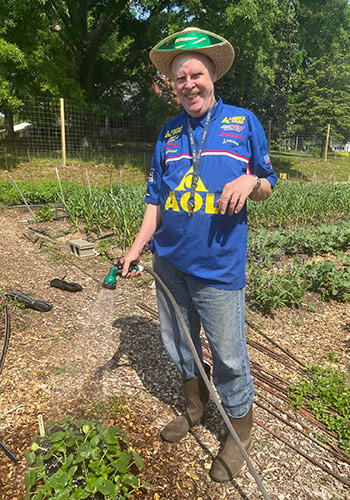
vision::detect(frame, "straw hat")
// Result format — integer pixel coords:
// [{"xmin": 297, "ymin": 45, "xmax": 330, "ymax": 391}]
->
[{"xmin": 150, "ymin": 27, "xmax": 235, "ymax": 81}]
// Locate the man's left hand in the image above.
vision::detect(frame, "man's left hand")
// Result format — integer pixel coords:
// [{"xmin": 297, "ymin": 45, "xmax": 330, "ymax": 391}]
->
[{"xmin": 217, "ymin": 175, "xmax": 259, "ymax": 215}]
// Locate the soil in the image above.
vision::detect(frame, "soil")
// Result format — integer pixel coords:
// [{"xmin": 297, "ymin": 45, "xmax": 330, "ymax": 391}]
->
[{"xmin": 0, "ymin": 207, "xmax": 349, "ymax": 500}]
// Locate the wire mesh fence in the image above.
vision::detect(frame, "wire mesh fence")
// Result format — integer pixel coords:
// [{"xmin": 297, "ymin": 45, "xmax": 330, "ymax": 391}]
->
[
  {"xmin": 0, "ymin": 96, "xmax": 158, "ymax": 168},
  {"xmin": 0, "ymin": 96, "xmax": 348, "ymax": 169}
]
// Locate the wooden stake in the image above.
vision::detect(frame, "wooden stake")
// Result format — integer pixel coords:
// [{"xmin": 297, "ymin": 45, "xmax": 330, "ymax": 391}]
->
[
  {"xmin": 324, "ymin": 123, "xmax": 330, "ymax": 161},
  {"xmin": 60, "ymin": 98, "xmax": 66, "ymax": 168},
  {"xmin": 294, "ymin": 135, "xmax": 298, "ymax": 154},
  {"xmin": 109, "ymin": 161, "xmax": 113, "ymax": 187},
  {"xmin": 85, "ymin": 169, "xmax": 91, "ymax": 193},
  {"xmin": 9, "ymin": 175, "xmax": 36, "ymax": 220},
  {"xmin": 56, "ymin": 167, "xmax": 66, "ymax": 205},
  {"xmin": 5, "ymin": 170, "xmax": 11, "ymax": 206},
  {"xmin": 37, "ymin": 414, "xmax": 45, "ymax": 437}
]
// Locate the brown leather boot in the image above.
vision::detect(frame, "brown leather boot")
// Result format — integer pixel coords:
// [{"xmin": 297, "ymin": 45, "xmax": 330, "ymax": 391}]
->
[
  {"xmin": 160, "ymin": 375, "xmax": 210, "ymax": 442},
  {"xmin": 209, "ymin": 405, "xmax": 253, "ymax": 483}
]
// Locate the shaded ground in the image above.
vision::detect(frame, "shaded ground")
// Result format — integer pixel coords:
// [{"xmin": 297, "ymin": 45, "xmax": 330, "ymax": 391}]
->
[{"xmin": 0, "ymin": 207, "xmax": 349, "ymax": 500}]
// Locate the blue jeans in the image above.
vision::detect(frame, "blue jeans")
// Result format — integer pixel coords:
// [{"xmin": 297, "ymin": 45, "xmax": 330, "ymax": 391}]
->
[{"xmin": 153, "ymin": 253, "xmax": 254, "ymax": 418}]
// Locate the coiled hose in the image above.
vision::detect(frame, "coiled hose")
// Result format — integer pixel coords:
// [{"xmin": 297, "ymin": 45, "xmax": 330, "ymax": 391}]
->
[{"xmin": 142, "ymin": 265, "xmax": 272, "ymax": 500}]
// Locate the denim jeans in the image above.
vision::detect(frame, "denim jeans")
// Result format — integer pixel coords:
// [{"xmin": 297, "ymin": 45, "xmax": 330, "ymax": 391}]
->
[{"xmin": 153, "ymin": 253, "xmax": 254, "ymax": 418}]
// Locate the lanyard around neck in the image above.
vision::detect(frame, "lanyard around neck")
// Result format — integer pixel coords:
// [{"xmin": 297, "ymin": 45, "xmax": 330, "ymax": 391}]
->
[{"xmin": 186, "ymin": 106, "xmax": 214, "ymax": 215}]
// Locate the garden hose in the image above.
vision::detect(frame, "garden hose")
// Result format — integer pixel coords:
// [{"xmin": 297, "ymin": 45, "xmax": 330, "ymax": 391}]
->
[
  {"xmin": 0, "ymin": 292, "xmax": 10, "ymax": 374},
  {"xmin": 0, "ymin": 293, "xmax": 19, "ymax": 464},
  {"xmin": 6, "ymin": 288, "xmax": 52, "ymax": 312},
  {"xmin": 103, "ymin": 263, "xmax": 271, "ymax": 500}
]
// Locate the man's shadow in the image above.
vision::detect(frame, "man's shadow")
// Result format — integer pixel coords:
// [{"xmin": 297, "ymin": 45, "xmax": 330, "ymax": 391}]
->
[
  {"xmin": 94, "ymin": 314, "xmax": 222, "ymax": 440},
  {"xmin": 93, "ymin": 314, "xmax": 252, "ymax": 498}
]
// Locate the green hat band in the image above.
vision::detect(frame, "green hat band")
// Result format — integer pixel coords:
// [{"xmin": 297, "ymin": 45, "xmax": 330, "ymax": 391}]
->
[{"xmin": 158, "ymin": 32, "xmax": 223, "ymax": 51}]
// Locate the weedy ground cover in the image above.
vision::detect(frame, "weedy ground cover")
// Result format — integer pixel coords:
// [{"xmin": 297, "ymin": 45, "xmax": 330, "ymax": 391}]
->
[{"xmin": 288, "ymin": 365, "xmax": 350, "ymax": 455}]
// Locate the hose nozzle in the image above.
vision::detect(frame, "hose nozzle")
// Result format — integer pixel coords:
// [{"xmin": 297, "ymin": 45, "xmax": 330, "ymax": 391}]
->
[
  {"xmin": 102, "ymin": 267, "xmax": 117, "ymax": 290},
  {"xmin": 102, "ymin": 262, "xmax": 144, "ymax": 290}
]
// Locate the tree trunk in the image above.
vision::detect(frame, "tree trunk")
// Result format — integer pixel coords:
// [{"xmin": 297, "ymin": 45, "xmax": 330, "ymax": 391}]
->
[{"xmin": 4, "ymin": 109, "xmax": 15, "ymax": 138}]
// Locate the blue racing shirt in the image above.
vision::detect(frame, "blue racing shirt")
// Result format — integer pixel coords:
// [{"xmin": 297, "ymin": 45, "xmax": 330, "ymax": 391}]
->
[{"xmin": 146, "ymin": 97, "xmax": 277, "ymax": 290}]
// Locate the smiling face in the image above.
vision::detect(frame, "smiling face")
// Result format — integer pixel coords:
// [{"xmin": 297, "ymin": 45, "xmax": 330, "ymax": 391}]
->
[{"xmin": 171, "ymin": 53, "xmax": 217, "ymax": 118}]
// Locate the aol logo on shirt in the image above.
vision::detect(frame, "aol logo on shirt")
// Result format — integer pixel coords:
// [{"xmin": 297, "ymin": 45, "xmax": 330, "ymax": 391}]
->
[{"xmin": 164, "ymin": 166, "xmax": 219, "ymax": 214}]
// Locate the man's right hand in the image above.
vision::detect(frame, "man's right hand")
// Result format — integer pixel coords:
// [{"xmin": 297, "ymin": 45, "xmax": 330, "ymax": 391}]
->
[{"xmin": 120, "ymin": 250, "xmax": 143, "ymax": 278}]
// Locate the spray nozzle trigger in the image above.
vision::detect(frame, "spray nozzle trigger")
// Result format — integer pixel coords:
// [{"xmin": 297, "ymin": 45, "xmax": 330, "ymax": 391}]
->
[
  {"xmin": 102, "ymin": 262, "xmax": 144, "ymax": 289},
  {"xmin": 114, "ymin": 260, "xmax": 144, "ymax": 275}
]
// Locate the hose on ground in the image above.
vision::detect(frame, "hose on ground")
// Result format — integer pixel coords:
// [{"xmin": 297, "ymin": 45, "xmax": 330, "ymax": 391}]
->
[
  {"xmin": 142, "ymin": 265, "xmax": 272, "ymax": 500},
  {"xmin": 0, "ymin": 292, "xmax": 10, "ymax": 375}
]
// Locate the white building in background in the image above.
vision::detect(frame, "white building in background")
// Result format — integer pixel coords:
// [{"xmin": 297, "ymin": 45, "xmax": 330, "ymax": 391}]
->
[
  {"xmin": 330, "ymin": 141, "xmax": 350, "ymax": 153},
  {"xmin": 0, "ymin": 122, "xmax": 32, "ymax": 139}
]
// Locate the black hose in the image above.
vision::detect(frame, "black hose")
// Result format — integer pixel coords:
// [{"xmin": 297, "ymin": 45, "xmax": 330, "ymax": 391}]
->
[
  {"xmin": 143, "ymin": 265, "xmax": 272, "ymax": 500},
  {"xmin": 0, "ymin": 440, "xmax": 18, "ymax": 463},
  {"xmin": 0, "ymin": 294, "xmax": 22, "ymax": 463},
  {"xmin": 0, "ymin": 293, "xmax": 10, "ymax": 375},
  {"xmin": 6, "ymin": 289, "xmax": 52, "ymax": 312}
]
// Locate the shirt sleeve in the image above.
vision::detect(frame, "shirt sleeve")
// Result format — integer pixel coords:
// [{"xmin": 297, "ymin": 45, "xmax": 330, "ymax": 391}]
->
[
  {"xmin": 145, "ymin": 125, "xmax": 167, "ymax": 204},
  {"xmin": 247, "ymin": 113, "xmax": 277, "ymax": 188}
]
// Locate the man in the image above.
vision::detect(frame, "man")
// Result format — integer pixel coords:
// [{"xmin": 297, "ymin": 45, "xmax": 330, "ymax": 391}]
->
[{"xmin": 122, "ymin": 27, "xmax": 277, "ymax": 482}]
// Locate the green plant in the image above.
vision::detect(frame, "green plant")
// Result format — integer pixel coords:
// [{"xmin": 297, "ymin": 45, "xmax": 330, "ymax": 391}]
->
[
  {"xmin": 24, "ymin": 415, "xmax": 150, "ymax": 499},
  {"xmin": 323, "ymin": 351, "xmax": 339, "ymax": 363},
  {"xmin": 35, "ymin": 204, "xmax": 56, "ymax": 222},
  {"xmin": 248, "ymin": 258, "xmax": 307, "ymax": 312},
  {"xmin": 288, "ymin": 365, "xmax": 350, "ymax": 454},
  {"xmin": 107, "ymin": 396, "xmax": 128, "ymax": 418},
  {"xmin": 305, "ymin": 260, "xmax": 350, "ymax": 301},
  {"xmin": 309, "ymin": 146, "xmax": 321, "ymax": 158}
]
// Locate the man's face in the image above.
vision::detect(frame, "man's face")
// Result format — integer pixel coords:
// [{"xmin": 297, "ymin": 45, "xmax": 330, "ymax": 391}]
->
[{"xmin": 172, "ymin": 53, "xmax": 217, "ymax": 118}]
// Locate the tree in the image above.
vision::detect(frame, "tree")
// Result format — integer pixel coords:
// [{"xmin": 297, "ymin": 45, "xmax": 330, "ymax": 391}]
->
[
  {"xmin": 294, "ymin": 0, "xmax": 350, "ymax": 62},
  {"xmin": 290, "ymin": 51, "xmax": 350, "ymax": 144},
  {"xmin": 0, "ymin": 1, "xmax": 178, "ymax": 112}
]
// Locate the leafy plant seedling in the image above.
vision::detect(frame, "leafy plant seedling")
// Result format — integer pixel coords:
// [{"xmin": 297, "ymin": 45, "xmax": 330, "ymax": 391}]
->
[{"xmin": 24, "ymin": 415, "xmax": 151, "ymax": 499}]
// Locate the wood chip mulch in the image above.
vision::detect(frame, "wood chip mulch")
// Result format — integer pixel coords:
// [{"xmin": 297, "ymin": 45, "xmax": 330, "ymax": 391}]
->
[{"xmin": 0, "ymin": 208, "xmax": 349, "ymax": 500}]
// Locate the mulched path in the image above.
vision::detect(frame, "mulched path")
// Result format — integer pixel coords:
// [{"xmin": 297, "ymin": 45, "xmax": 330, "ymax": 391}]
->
[{"xmin": 0, "ymin": 207, "xmax": 349, "ymax": 500}]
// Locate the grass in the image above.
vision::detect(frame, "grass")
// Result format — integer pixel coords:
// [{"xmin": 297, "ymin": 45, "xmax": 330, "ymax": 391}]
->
[
  {"xmin": 271, "ymin": 151, "xmax": 350, "ymax": 183},
  {"xmin": 1, "ymin": 150, "xmax": 350, "ymax": 188},
  {"xmin": 0, "ymin": 155, "xmax": 149, "ymax": 188}
]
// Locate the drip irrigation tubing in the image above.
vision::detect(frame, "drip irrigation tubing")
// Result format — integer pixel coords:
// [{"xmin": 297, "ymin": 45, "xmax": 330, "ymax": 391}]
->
[
  {"xmin": 255, "ymin": 420, "xmax": 350, "ymax": 488},
  {"xmin": 245, "ymin": 318, "xmax": 306, "ymax": 369},
  {"xmin": 142, "ymin": 265, "xmax": 272, "ymax": 500},
  {"xmin": 254, "ymin": 398, "xmax": 350, "ymax": 464},
  {"xmin": 247, "ymin": 337, "xmax": 301, "ymax": 370},
  {"xmin": 250, "ymin": 360, "xmax": 291, "ymax": 387},
  {"xmin": 253, "ymin": 378, "xmax": 338, "ymax": 438}
]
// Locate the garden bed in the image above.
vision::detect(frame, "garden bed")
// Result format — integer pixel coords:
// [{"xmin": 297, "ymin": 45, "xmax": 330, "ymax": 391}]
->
[{"xmin": 0, "ymin": 208, "xmax": 349, "ymax": 500}]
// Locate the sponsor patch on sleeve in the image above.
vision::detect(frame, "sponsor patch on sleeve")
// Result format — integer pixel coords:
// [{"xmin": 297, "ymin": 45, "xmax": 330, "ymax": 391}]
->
[{"xmin": 264, "ymin": 153, "xmax": 271, "ymax": 164}]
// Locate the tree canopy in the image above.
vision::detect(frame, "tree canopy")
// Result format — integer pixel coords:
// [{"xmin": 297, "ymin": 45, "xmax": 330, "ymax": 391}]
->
[{"xmin": 0, "ymin": 0, "xmax": 350, "ymax": 142}]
